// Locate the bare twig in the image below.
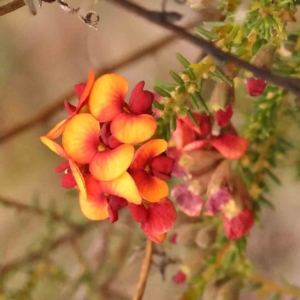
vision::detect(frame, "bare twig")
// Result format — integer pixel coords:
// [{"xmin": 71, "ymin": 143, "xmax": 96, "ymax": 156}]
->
[
  {"xmin": 0, "ymin": 221, "xmax": 96, "ymax": 276},
  {"xmin": 0, "ymin": 0, "xmax": 25, "ymax": 16},
  {"xmin": 0, "ymin": 195, "xmax": 79, "ymax": 227},
  {"xmin": 133, "ymin": 239, "xmax": 153, "ymax": 300},
  {"xmin": 0, "ymin": 20, "xmax": 199, "ymax": 144},
  {"xmin": 108, "ymin": 0, "xmax": 300, "ymax": 97}
]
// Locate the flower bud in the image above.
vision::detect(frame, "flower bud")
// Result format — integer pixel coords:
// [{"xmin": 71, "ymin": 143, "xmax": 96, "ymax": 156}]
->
[{"xmin": 195, "ymin": 224, "xmax": 218, "ymax": 249}]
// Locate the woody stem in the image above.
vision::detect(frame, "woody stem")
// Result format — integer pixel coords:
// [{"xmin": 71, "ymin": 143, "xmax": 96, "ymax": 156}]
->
[{"xmin": 133, "ymin": 239, "xmax": 153, "ymax": 300}]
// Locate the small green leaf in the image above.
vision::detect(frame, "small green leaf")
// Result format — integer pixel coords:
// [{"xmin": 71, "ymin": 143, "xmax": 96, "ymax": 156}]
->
[
  {"xmin": 171, "ymin": 115, "xmax": 177, "ymax": 131},
  {"xmin": 214, "ymin": 67, "xmax": 233, "ymax": 86},
  {"xmin": 176, "ymin": 53, "xmax": 190, "ymax": 68},
  {"xmin": 153, "ymin": 86, "xmax": 171, "ymax": 98},
  {"xmin": 193, "ymin": 91, "xmax": 209, "ymax": 114},
  {"xmin": 189, "ymin": 94, "xmax": 200, "ymax": 110},
  {"xmin": 196, "ymin": 27, "xmax": 217, "ymax": 40},
  {"xmin": 187, "ymin": 109, "xmax": 198, "ymax": 127},
  {"xmin": 169, "ymin": 70, "xmax": 184, "ymax": 85},
  {"xmin": 203, "ymin": 21, "xmax": 227, "ymax": 27},
  {"xmin": 264, "ymin": 169, "xmax": 281, "ymax": 185},
  {"xmin": 258, "ymin": 196, "xmax": 275, "ymax": 210},
  {"xmin": 153, "ymin": 100, "xmax": 164, "ymax": 110}
]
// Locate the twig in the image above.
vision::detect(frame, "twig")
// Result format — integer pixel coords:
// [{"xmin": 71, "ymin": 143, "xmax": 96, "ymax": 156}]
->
[
  {"xmin": 0, "ymin": 0, "xmax": 25, "ymax": 16},
  {"xmin": 0, "ymin": 20, "xmax": 199, "ymax": 144},
  {"xmin": 0, "ymin": 195, "xmax": 79, "ymax": 227},
  {"xmin": 249, "ymin": 274, "xmax": 300, "ymax": 298},
  {"xmin": 0, "ymin": 221, "xmax": 96, "ymax": 276},
  {"xmin": 108, "ymin": 0, "xmax": 300, "ymax": 97},
  {"xmin": 133, "ymin": 239, "xmax": 153, "ymax": 300}
]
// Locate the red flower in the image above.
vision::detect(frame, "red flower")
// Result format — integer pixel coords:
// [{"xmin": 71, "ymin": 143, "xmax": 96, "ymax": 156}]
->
[
  {"xmin": 173, "ymin": 270, "xmax": 187, "ymax": 284},
  {"xmin": 215, "ymin": 102, "xmax": 233, "ymax": 127}
]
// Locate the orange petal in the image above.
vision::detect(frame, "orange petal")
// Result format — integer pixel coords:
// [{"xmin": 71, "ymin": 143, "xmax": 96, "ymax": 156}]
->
[
  {"xmin": 79, "ymin": 174, "xmax": 109, "ymax": 220},
  {"xmin": 147, "ymin": 232, "xmax": 167, "ymax": 243},
  {"xmin": 130, "ymin": 170, "xmax": 169, "ymax": 202},
  {"xmin": 40, "ymin": 136, "xmax": 69, "ymax": 159},
  {"xmin": 111, "ymin": 113, "xmax": 157, "ymax": 144},
  {"xmin": 76, "ymin": 70, "xmax": 95, "ymax": 112},
  {"xmin": 89, "ymin": 74, "xmax": 128, "ymax": 122},
  {"xmin": 90, "ymin": 144, "xmax": 134, "ymax": 181},
  {"xmin": 45, "ymin": 119, "xmax": 69, "ymax": 139},
  {"xmin": 62, "ymin": 113, "xmax": 99, "ymax": 164},
  {"xmin": 130, "ymin": 139, "xmax": 167, "ymax": 171},
  {"xmin": 99, "ymin": 172, "xmax": 142, "ymax": 204},
  {"xmin": 69, "ymin": 159, "xmax": 86, "ymax": 200}
]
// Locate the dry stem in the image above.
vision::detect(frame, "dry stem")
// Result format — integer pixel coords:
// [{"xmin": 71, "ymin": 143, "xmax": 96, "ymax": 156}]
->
[{"xmin": 133, "ymin": 239, "xmax": 153, "ymax": 300}]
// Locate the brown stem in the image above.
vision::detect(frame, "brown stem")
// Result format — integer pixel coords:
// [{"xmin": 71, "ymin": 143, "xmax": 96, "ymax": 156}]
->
[
  {"xmin": 0, "ymin": 20, "xmax": 199, "ymax": 144},
  {"xmin": 108, "ymin": 0, "xmax": 300, "ymax": 97},
  {"xmin": 133, "ymin": 239, "xmax": 153, "ymax": 300},
  {"xmin": 0, "ymin": 222, "xmax": 95, "ymax": 276},
  {"xmin": 0, "ymin": 0, "xmax": 25, "ymax": 16},
  {"xmin": 0, "ymin": 195, "xmax": 79, "ymax": 227}
]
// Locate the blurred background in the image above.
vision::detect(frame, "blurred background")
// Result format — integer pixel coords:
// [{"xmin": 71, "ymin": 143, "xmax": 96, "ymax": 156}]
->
[{"xmin": 1, "ymin": 0, "xmax": 300, "ymax": 299}]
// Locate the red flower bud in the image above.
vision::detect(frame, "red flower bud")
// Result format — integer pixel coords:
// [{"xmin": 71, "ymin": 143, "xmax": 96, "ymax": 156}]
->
[{"xmin": 246, "ymin": 78, "xmax": 267, "ymax": 97}]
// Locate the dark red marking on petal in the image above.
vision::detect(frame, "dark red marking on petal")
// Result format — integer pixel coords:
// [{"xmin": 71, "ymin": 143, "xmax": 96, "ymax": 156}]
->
[
  {"xmin": 150, "ymin": 155, "xmax": 175, "ymax": 181},
  {"xmin": 54, "ymin": 161, "xmax": 70, "ymax": 173},
  {"xmin": 215, "ymin": 102, "xmax": 233, "ymax": 127},
  {"xmin": 61, "ymin": 172, "xmax": 77, "ymax": 189},
  {"xmin": 110, "ymin": 195, "xmax": 128, "ymax": 211}
]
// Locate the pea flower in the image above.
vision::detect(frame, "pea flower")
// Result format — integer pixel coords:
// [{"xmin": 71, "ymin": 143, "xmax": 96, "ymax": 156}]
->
[{"xmin": 89, "ymin": 74, "xmax": 157, "ymax": 144}]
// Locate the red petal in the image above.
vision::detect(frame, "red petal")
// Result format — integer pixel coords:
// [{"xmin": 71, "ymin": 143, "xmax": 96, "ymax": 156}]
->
[
  {"xmin": 54, "ymin": 161, "xmax": 70, "ymax": 173},
  {"xmin": 223, "ymin": 209, "xmax": 254, "ymax": 240},
  {"xmin": 74, "ymin": 83, "xmax": 86, "ymax": 99},
  {"xmin": 150, "ymin": 155, "xmax": 175, "ymax": 181},
  {"xmin": 110, "ymin": 195, "xmax": 128, "ymax": 211},
  {"xmin": 173, "ymin": 119, "xmax": 196, "ymax": 151},
  {"xmin": 141, "ymin": 198, "xmax": 176, "ymax": 235},
  {"xmin": 215, "ymin": 103, "xmax": 233, "ymax": 127},
  {"xmin": 171, "ymin": 184, "xmax": 204, "ymax": 217},
  {"xmin": 169, "ymin": 233, "xmax": 177, "ymax": 244},
  {"xmin": 182, "ymin": 140, "xmax": 208, "ymax": 152},
  {"xmin": 108, "ymin": 204, "xmax": 119, "ymax": 223},
  {"xmin": 128, "ymin": 203, "xmax": 148, "ymax": 223},
  {"xmin": 182, "ymin": 113, "xmax": 211, "ymax": 136},
  {"xmin": 64, "ymin": 100, "xmax": 76, "ymax": 115},
  {"xmin": 61, "ymin": 172, "xmax": 77, "ymax": 189},
  {"xmin": 128, "ymin": 81, "xmax": 154, "ymax": 114},
  {"xmin": 246, "ymin": 78, "xmax": 267, "ymax": 97},
  {"xmin": 209, "ymin": 133, "xmax": 248, "ymax": 160},
  {"xmin": 173, "ymin": 270, "xmax": 187, "ymax": 284},
  {"xmin": 76, "ymin": 70, "xmax": 95, "ymax": 112}
]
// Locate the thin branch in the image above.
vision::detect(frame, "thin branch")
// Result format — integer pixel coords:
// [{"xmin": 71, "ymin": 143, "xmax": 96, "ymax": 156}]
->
[
  {"xmin": 250, "ymin": 274, "xmax": 300, "ymax": 298},
  {"xmin": 0, "ymin": 195, "xmax": 79, "ymax": 227},
  {"xmin": 108, "ymin": 0, "xmax": 300, "ymax": 97},
  {"xmin": 0, "ymin": 20, "xmax": 199, "ymax": 144},
  {"xmin": 0, "ymin": 221, "xmax": 96, "ymax": 276},
  {"xmin": 0, "ymin": 0, "xmax": 25, "ymax": 16},
  {"xmin": 133, "ymin": 239, "xmax": 153, "ymax": 300}
]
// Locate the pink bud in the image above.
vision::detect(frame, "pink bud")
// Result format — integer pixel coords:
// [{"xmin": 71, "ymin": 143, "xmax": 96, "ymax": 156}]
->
[
  {"xmin": 247, "ymin": 78, "xmax": 267, "ymax": 97},
  {"xmin": 173, "ymin": 270, "xmax": 187, "ymax": 284}
]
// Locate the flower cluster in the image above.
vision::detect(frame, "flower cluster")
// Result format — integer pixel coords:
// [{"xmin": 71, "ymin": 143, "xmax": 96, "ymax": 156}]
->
[
  {"xmin": 169, "ymin": 108, "xmax": 254, "ymax": 240},
  {"xmin": 41, "ymin": 71, "xmax": 176, "ymax": 243}
]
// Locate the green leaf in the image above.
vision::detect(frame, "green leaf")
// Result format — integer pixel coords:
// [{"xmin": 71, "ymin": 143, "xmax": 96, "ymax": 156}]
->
[
  {"xmin": 153, "ymin": 80, "xmax": 177, "ymax": 91},
  {"xmin": 258, "ymin": 196, "xmax": 275, "ymax": 210},
  {"xmin": 193, "ymin": 91, "xmax": 209, "ymax": 114},
  {"xmin": 203, "ymin": 21, "xmax": 227, "ymax": 27},
  {"xmin": 153, "ymin": 100, "xmax": 164, "ymax": 110},
  {"xmin": 176, "ymin": 53, "xmax": 191, "ymax": 68},
  {"xmin": 153, "ymin": 86, "xmax": 171, "ymax": 98},
  {"xmin": 189, "ymin": 94, "xmax": 200, "ymax": 110},
  {"xmin": 214, "ymin": 67, "xmax": 233, "ymax": 86},
  {"xmin": 171, "ymin": 115, "xmax": 177, "ymax": 130},
  {"xmin": 264, "ymin": 169, "xmax": 282, "ymax": 185},
  {"xmin": 196, "ymin": 27, "xmax": 217, "ymax": 40},
  {"xmin": 169, "ymin": 70, "xmax": 184, "ymax": 85},
  {"xmin": 208, "ymin": 71, "xmax": 223, "ymax": 83},
  {"xmin": 252, "ymin": 39, "xmax": 267, "ymax": 55},
  {"xmin": 187, "ymin": 109, "xmax": 198, "ymax": 127},
  {"xmin": 183, "ymin": 68, "xmax": 196, "ymax": 81}
]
